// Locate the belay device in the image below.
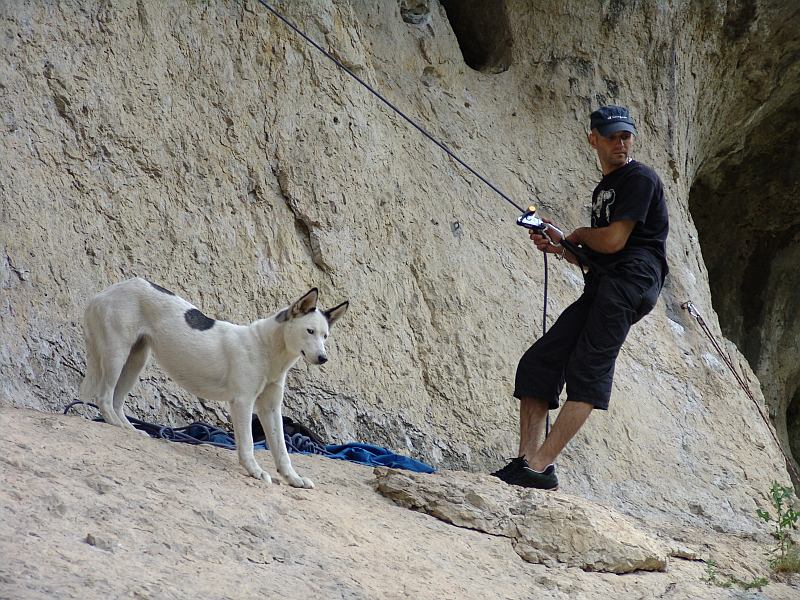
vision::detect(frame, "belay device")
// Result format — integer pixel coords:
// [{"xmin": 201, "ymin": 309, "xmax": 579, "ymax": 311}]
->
[{"xmin": 516, "ymin": 206, "xmax": 590, "ymax": 267}]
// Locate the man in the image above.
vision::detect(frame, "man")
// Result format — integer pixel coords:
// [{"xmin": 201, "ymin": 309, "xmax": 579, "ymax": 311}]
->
[{"xmin": 492, "ymin": 105, "xmax": 669, "ymax": 490}]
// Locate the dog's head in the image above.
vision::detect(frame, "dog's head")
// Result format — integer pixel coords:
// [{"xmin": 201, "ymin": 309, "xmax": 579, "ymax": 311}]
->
[{"xmin": 280, "ymin": 288, "xmax": 349, "ymax": 365}]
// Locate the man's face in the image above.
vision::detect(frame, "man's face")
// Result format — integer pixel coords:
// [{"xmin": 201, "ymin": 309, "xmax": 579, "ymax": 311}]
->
[{"xmin": 588, "ymin": 129, "xmax": 635, "ymax": 173}]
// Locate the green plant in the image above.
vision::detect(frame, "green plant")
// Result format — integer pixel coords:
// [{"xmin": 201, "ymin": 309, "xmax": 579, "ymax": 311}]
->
[
  {"xmin": 702, "ymin": 561, "xmax": 768, "ymax": 591},
  {"xmin": 756, "ymin": 481, "xmax": 800, "ymax": 573}
]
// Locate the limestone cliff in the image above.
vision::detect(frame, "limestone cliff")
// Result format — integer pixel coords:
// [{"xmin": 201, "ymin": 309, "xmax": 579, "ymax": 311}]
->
[{"xmin": 1, "ymin": 0, "xmax": 799, "ymax": 574}]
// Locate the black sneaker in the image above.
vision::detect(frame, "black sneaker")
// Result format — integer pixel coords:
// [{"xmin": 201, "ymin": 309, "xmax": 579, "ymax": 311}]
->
[
  {"xmin": 490, "ymin": 456, "xmax": 527, "ymax": 479},
  {"xmin": 494, "ymin": 457, "xmax": 559, "ymax": 491}
]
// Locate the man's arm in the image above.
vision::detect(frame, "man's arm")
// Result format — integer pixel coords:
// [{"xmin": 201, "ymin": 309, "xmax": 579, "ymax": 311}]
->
[
  {"xmin": 529, "ymin": 219, "xmax": 636, "ymax": 264},
  {"xmin": 566, "ymin": 220, "xmax": 636, "ymax": 254}
]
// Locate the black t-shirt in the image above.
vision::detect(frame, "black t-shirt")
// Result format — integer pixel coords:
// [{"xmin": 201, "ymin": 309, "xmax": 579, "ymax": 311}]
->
[{"xmin": 585, "ymin": 160, "xmax": 669, "ymax": 280}]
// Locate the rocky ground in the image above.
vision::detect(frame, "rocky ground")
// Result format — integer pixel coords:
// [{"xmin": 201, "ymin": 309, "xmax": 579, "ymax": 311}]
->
[{"xmin": 1, "ymin": 406, "xmax": 797, "ymax": 600}]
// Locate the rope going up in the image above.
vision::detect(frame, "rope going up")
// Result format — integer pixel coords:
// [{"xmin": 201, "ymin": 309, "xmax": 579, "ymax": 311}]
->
[
  {"xmin": 253, "ymin": 1, "xmax": 570, "ymax": 437},
  {"xmin": 681, "ymin": 301, "xmax": 800, "ymax": 483},
  {"xmin": 252, "ymin": 0, "xmax": 526, "ymax": 213},
  {"xmin": 681, "ymin": 301, "xmax": 757, "ymax": 403}
]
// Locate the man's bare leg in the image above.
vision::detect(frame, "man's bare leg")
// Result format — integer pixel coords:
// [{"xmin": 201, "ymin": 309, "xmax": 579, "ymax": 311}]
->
[
  {"xmin": 518, "ymin": 396, "xmax": 549, "ymax": 460},
  {"xmin": 528, "ymin": 399, "xmax": 593, "ymax": 472}
]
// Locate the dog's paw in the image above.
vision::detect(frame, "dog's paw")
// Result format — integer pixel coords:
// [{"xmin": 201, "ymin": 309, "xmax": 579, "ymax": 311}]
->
[
  {"xmin": 248, "ymin": 469, "xmax": 273, "ymax": 485},
  {"xmin": 286, "ymin": 474, "xmax": 314, "ymax": 489}
]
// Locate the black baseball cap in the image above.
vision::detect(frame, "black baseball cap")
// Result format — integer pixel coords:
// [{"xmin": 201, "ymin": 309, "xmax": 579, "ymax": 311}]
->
[{"xmin": 590, "ymin": 105, "xmax": 638, "ymax": 136}]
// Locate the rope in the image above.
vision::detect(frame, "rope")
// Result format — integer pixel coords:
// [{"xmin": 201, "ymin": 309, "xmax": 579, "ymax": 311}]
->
[
  {"xmin": 253, "ymin": 0, "xmax": 525, "ymax": 213},
  {"xmin": 62, "ymin": 401, "xmax": 328, "ymax": 454},
  {"xmin": 681, "ymin": 302, "xmax": 756, "ymax": 402},
  {"xmin": 542, "ymin": 252, "xmax": 551, "ymax": 436},
  {"xmin": 681, "ymin": 301, "xmax": 800, "ymax": 483},
  {"xmin": 254, "ymin": 0, "xmax": 556, "ymax": 436}
]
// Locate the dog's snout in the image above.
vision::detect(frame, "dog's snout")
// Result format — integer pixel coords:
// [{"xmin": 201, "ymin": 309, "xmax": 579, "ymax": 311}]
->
[{"xmin": 318, "ymin": 355, "xmax": 328, "ymax": 365}]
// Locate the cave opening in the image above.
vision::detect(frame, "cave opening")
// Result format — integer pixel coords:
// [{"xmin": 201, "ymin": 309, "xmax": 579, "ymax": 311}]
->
[
  {"xmin": 440, "ymin": 0, "xmax": 513, "ymax": 74},
  {"xmin": 688, "ymin": 95, "xmax": 800, "ymax": 484},
  {"xmin": 788, "ymin": 387, "xmax": 800, "ymax": 468}
]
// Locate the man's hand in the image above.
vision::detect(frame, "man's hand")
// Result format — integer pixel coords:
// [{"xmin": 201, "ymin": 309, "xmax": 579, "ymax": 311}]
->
[{"xmin": 528, "ymin": 218, "xmax": 564, "ymax": 254}]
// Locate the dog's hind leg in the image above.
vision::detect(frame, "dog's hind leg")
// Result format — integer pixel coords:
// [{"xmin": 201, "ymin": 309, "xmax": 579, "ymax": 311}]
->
[
  {"xmin": 229, "ymin": 398, "xmax": 272, "ymax": 483},
  {"xmin": 80, "ymin": 312, "xmax": 127, "ymax": 428},
  {"xmin": 255, "ymin": 384, "xmax": 314, "ymax": 489},
  {"xmin": 80, "ymin": 322, "xmax": 103, "ymax": 410},
  {"xmin": 111, "ymin": 337, "xmax": 150, "ymax": 434},
  {"xmin": 91, "ymin": 343, "xmax": 137, "ymax": 429}
]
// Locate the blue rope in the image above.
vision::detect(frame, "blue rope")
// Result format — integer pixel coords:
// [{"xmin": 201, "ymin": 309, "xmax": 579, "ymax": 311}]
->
[
  {"xmin": 64, "ymin": 400, "xmax": 439, "ymax": 471},
  {"xmin": 63, "ymin": 401, "xmax": 328, "ymax": 453}
]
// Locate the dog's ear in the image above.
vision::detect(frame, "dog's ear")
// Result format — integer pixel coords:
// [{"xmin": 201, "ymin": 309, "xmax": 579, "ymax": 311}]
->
[
  {"xmin": 289, "ymin": 288, "xmax": 318, "ymax": 319},
  {"xmin": 323, "ymin": 300, "xmax": 349, "ymax": 327}
]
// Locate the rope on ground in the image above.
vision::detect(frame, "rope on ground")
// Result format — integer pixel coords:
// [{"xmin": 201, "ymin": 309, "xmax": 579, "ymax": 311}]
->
[
  {"xmin": 62, "ymin": 401, "xmax": 328, "ymax": 453},
  {"xmin": 62, "ymin": 401, "xmax": 435, "ymax": 472}
]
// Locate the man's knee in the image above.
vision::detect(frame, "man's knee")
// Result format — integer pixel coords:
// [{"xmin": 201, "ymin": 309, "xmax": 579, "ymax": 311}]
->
[
  {"xmin": 520, "ymin": 396, "xmax": 550, "ymax": 413},
  {"xmin": 563, "ymin": 399, "xmax": 596, "ymax": 411},
  {"xmin": 565, "ymin": 395, "xmax": 608, "ymax": 411}
]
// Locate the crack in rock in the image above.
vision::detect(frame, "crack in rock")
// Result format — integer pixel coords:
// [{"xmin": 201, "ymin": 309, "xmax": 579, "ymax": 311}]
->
[{"xmin": 272, "ymin": 163, "xmax": 330, "ymax": 273}]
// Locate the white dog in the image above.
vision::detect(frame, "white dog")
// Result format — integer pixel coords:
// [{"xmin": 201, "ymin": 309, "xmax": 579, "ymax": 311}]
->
[{"xmin": 79, "ymin": 277, "xmax": 348, "ymax": 489}]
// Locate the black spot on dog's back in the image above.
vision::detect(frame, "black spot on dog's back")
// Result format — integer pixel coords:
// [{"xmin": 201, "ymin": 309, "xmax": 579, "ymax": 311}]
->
[
  {"xmin": 185, "ymin": 308, "xmax": 215, "ymax": 331},
  {"xmin": 148, "ymin": 281, "xmax": 176, "ymax": 296}
]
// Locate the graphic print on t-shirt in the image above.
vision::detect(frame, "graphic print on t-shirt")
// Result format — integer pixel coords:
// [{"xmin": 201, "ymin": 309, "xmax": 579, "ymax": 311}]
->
[{"xmin": 592, "ymin": 189, "xmax": 615, "ymax": 227}]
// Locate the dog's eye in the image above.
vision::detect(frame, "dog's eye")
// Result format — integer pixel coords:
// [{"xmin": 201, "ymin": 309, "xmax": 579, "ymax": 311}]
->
[
  {"xmin": 307, "ymin": 328, "xmax": 314, "ymax": 335},
  {"xmin": 324, "ymin": 333, "xmax": 328, "ymax": 340}
]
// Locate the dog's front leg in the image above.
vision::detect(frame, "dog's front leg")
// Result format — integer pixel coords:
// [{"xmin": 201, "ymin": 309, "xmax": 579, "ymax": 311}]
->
[
  {"xmin": 255, "ymin": 384, "xmax": 314, "ymax": 489},
  {"xmin": 229, "ymin": 398, "xmax": 271, "ymax": 484}
]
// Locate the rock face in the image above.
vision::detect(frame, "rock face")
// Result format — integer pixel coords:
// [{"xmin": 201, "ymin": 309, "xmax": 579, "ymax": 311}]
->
[
  {"xmin": 3, "ymin": 407, "xmax": 799, "ymax": 599},
  {"xmin": 374, "ymin": 467, "xmax": 668, "ymax": 573},
  {"xmin": 0, "ymin": 0, "xmax": 798, "ymax": 563}
]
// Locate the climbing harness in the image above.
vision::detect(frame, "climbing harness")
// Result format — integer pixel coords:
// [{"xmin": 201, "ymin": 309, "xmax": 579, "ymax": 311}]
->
[{"xmin": 681, "ymin": 301, "xmax": 800, "ymax": 483}]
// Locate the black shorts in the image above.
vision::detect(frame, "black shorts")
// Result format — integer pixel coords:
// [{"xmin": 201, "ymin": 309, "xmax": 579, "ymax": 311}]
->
[{"xmin": 514, "ymin": 259, "xmax": 662, "ymax": 410}]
